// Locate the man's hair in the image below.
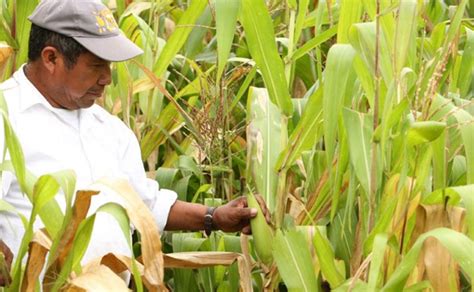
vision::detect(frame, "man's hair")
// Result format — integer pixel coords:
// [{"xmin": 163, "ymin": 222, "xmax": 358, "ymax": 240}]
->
[{"xmin": 28, "ymin": 24, "xmax": 88, "ymax": 68}]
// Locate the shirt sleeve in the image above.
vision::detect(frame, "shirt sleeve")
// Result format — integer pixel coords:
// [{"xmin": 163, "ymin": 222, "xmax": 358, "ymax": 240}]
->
[{"xmin": 117, "ymin": 123, "xmax": 177, "ymax": 232}]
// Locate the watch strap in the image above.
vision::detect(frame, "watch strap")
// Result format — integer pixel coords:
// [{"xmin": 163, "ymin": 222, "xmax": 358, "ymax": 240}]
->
[{"xmin": 204, "ymin": 207, "xmax": 216, "ymax": 236}]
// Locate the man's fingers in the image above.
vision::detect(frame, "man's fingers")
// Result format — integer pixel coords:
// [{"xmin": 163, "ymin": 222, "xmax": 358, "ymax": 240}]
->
[
  {"xmin": 4, "ymin": 251, "xmax": 12, "ymax": 266},
  {"xmin": 242, "ymin": 225, "xmax": 252, "ymax": 235},
  {"xmin": 237, "ymin": 207, "xmax": 257, "ymax": 219},
  {"xmin": 254, "ymin": 195, "xmax": 271, "ymax": 224},
  {"xmin": 227, "ymin": 196, "xmax": 244, "ymax": 207},
  {"xmin": 0, "ymin": 243, "xmax": 12, "ymax": 267}
]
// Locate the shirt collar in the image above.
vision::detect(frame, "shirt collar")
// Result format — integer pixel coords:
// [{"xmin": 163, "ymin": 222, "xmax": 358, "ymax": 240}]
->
[
  {"xmin": 14, "ymin": 64, "xmax": 55, "ymax": 113},
  {"xmin": 13, "ymin": 64, "xmax": 105, "ymax": 124}
]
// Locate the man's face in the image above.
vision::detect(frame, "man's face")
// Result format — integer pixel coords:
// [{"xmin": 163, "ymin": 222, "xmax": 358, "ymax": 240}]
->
[{"xmin": 52, "ymin": 51, "xmax": 111, "ymax": 110}]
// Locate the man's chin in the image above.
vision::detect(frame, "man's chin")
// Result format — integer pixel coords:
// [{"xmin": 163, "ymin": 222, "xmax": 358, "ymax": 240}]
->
[{"xmin": 77, "ymin": 99, "xmax": 97, "ymax": 109}]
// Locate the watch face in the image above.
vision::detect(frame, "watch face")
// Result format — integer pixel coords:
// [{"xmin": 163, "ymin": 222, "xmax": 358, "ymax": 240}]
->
[{"xmin": 204, "ymin": 214, "xmax": 213, "ymax": 223}]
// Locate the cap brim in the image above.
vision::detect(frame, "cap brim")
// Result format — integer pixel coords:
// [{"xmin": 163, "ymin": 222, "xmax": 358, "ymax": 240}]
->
[{"xmin": 74, "ymin": 34, "xmax": 143, "ymax": 62}]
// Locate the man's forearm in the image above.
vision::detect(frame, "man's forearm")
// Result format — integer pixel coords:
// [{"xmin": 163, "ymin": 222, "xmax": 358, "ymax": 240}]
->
[{"xmin": 164, "ymin": 200, "xmax": 208, "ymax": 231}]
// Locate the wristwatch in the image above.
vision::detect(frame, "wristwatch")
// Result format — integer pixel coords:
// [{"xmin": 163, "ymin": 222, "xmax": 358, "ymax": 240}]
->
[{"xmin": 204, "ymin": 207, "xmax": 216, "ymax": 236}]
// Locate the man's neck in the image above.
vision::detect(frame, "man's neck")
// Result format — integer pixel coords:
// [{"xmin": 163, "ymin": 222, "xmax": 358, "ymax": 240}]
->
[{"xmin": 23, "ymin": 62, "xmax": 62, "ymax": 109}]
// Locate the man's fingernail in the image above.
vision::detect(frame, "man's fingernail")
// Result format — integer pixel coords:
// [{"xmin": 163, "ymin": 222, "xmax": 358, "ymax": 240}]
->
[{"xmin": 250, "ymin": 208, "xmax": 258, "ymax": 216}]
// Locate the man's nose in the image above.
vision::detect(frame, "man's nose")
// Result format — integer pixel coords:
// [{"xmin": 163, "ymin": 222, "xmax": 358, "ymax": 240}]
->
[{"xmin": 98, "ymin": 65, "xmax": 112, "ymax": 86}]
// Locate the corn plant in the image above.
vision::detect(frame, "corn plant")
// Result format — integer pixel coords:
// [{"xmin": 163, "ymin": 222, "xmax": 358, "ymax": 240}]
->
[{"xmin": 240, "ymin": 0, "xmax": 473, "ymax": 290}]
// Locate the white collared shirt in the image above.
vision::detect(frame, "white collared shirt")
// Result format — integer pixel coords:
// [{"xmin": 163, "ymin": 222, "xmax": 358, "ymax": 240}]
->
[{"xmin": 0, "ymin": 65, "xmax": 177, "ymax": 262}]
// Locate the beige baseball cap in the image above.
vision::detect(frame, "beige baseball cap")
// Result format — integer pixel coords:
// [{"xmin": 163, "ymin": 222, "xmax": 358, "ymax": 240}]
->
[{"xmin": 28, "ymin": 0, "xmax": 143, "ymax": 61}]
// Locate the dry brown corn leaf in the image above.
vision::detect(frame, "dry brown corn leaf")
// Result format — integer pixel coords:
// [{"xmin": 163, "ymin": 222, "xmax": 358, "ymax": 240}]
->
[
  {"xmin": 64, "ymin": 265, "xmax": 130, "ymax": 292},
  {"xmin": 409, "ymin": 204, "xmax": 465, "ymax": 291},
  {"xmin": 82, "ymin": 253, "xmax": 163, "ymax": 291},
  {"xmin": 22, "ymin": 229, "xmax": 51, "ymax": 292},
  {"xmin": 43, "ymin": 190, "xmax": 99, "ymax": 288},
  {"xmin": 92, "ymin": 178, "xmax": 165, "ymax": 290},
  {"xmin": 163, "ymin": 252, "xmax": 252, "ymax": 291}
]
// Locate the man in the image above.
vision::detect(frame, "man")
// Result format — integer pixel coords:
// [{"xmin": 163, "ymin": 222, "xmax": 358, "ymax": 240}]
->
[{"xmin": 0, "ymin": 0, "xmax": 269, "ymax": 284}]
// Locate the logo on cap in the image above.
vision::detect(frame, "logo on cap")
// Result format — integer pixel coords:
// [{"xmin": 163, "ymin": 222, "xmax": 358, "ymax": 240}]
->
[{"xmin": 94, "ymin": 8, "xmax": 118, "ymax": 34}]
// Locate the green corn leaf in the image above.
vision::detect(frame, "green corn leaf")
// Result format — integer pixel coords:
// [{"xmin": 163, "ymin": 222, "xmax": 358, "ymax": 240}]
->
[
  {"xmin": 431, "ymin": 131, "xmax": 446, "ymax": 190},
  {"xmin": 430, "ymin": 95, "xmax": 474, "ymax": 184},
  {"xmin": 407, "ymin": 121, "xmax": 446, "ymax": 146},
  {"xmin": 393, "ymin": 0, "xmax": 417, "ymax": 75},
  {"xmin": 115, "ymin": 0, "xmax": 126, "ymax": 17},
  {"xmin": 140, "ymin": 81, "xmax": 201, "ymax": 161},
  {"xmin": 0, "ymin": 17, "xmax": 17, "ymax": 48},
  {"xmin": 292, "ymin": 25, "xmax": 338, "ymax": 61},
  {"xmin": 116, "ymin": 62, "xmax": 132, "ymax": 126},
  {"xmin": 349, "ymin": 22, "xmax": 393, "ymax": 86},
  {"xmin": 229, "ymin": 65, "xmax": 257, "ymax": 112},
  {"xmin": 216, "ymin": 0, "xmax": 240, "ymax": 81},
  {"xmin": 155, "ymin": 168, "xmax": 181, "ymax": 190},
  {"xmin": 459, "ymin": 122, "xmax": 474, "ymax": 184},
  {"xmin": 11, "ymin": 175, "xmax": 62, "ymax": 290},
  {"xmin": 240, "ymin": 0, "xmax": 293, "ymax": 116},
  {"xmin": 14, "ymin": 0, "xmax": 37, "ymax": 66},
  {"xmin": 337, "ymin": 0, "xmax": 362, "ymax": 44},
  {"xmin": 294, "ymin": 0, "xmax": 310, "ymax": 47},
  {"xmin": 53, "ymin": 214, "xmax": 97, "ymax": 291},
  {"xmin": 413, "ymin": 145, "xmax": 433, "ymax": 193},
  {"xmin": 313, "ymin": 225, "xmax": 344, "ymax": 288},
  {"xmin": 367, "ymin": 234, "xmax": 388, "ymax": 290},
  {"xmin": 363, "ymin": 175, "xmax": 401, "ymax": 254},
  {"xmin": 97, "ymin": 203, "xmax": 132, "ymax": 248},
  {"xmin": 153, "ymin": 0, "xmax": 208, "ymax": 77},
  {"xmin": 1, "ymin": 111, "xmax": 26, "ymax": 195},
  {"xmin": 382, "ymin": 228, "xmax": 474, "ymax": 291},
  {"xmin": 178, "ymin": 155, "xmax": 202, "ymax": 178},
  {"xmin": 45, "ymin": 171, "xmax": 79, "ymax": 261},
  {"xmin": 323, "ymin": 44, "xmax": 355, "ymax": 167},
  {"xmin": 342, "ymin": 108, "xmax": 373, "ymax": 197},
  {"xmin": 444, "ymin": 0, "xmax": 469, "ymax": 50},
  {"xmin": 31, "ymin": 175, "xmax": 60, "ymax": 218},
  {"xmin": 183, "ymin": 6, "xmax": 212, "ymax": 60},
  {"xmin": 276, "ymin": 86, "xmax": 323, "ymax": 171},
  {"xmin": 353, "ymin": 55, "xmax": 375, "ymax": 107},
  {"xmin": 216, "ymin": 235, "xmax": 241, "ymax": 291},
  {"xmin": 0, "ymin": 161, "xmax": 63, "ymax": 238},
  {"xmin": 458, "ymin": 28, "xmax": 474, "ymax": 98},
  {"xmin": 273, "ymin": 229, "xmax": 319, "ymax": 292},
  {"xmin": 50, "ymin": 169, "xmax": 77, "ymax": 209},
  {"xmin": 361, "ymin": 0, "xmax": 376, "ymax": 19}
]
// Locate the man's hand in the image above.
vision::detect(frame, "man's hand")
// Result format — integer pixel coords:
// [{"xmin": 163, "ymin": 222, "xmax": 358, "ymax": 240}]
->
[
  {"xmin": 213, "ymin": 195, "xmax": 271, "ymax": 235},
  {"xmin": 0, "ymin": 240, "xmax": 13, "ymax": 287},
  {"xmin": 165, "ymin": 196, "xmax": 271, "ymax": 234}
]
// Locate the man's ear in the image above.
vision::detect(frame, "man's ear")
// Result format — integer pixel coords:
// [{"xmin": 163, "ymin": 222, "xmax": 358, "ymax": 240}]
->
[{"xmin": 40, "ymin": 46, "xmax": 61, "ymax": 73}]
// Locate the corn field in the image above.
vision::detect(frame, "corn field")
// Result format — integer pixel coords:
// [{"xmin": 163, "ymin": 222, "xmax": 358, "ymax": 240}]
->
[{"xmin": 0, "ymin": 0, "xmax": 473, "ymax": 291}]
